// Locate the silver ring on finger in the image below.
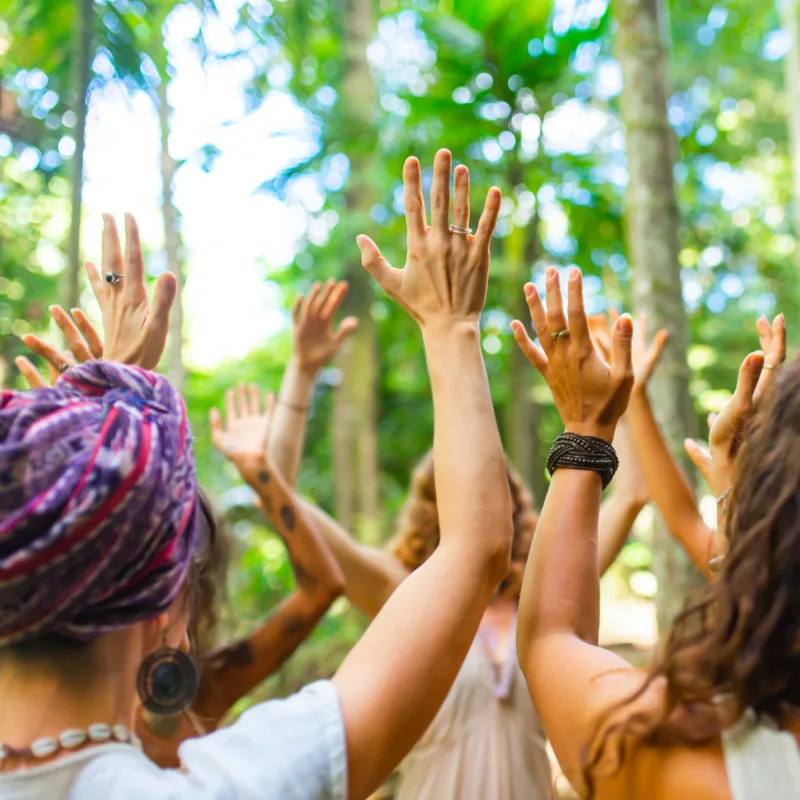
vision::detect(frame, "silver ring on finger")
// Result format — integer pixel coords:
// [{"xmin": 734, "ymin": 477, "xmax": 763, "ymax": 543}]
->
[
  {"xmin": 449, "ymin": 225, "xmax": 472, "ymax": 236},
  {"xmin": 105, "ymin": 272, "xmax": 124, "ymax": 285},
  {"xmin": 550, "ymin": 329, "xmax": 570, "ymax": 340}
]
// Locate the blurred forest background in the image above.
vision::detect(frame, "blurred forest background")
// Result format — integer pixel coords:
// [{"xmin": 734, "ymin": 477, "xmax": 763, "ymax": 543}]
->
[{"xmin": 1, "ymin": 0, "xmax": 799, "ymax": 721}]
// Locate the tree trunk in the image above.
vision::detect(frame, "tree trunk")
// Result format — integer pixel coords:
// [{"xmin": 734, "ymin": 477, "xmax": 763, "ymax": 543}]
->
[
  {"xmin": 615, "ymin": 0, "xmax": 702, "ymax": 634},
  {"xmin": 64, "ymin": 0, "xmax": 93, "ymax": 311},
  {"xmin": 781, "ymin": 0, "xmax": 800, "ymax": 252},
  {"xmin": 157, "ymin": 79, "xmax": 186, "ymax": 391},
  {"xmin": 331, "ymin": 0, "xmax": 380, "ymax": 543},
  {"xmin": 505, "ymin": 202, "xmax": 545, "ymax": 502}
]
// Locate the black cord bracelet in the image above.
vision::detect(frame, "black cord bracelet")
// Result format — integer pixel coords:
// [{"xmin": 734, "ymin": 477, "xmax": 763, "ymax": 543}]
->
[{"xmin": 546, "ymin": 433, "xmax": 619, "ymax": 489}]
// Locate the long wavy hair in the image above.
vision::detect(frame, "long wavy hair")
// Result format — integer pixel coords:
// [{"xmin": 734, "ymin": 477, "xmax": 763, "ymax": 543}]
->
[
  {"xmin": 388, "ymin": 450, "xmax": 538, "ymax": 597},
  {"xmin": 584, "ymin": 354, "xmax": 800, "ymax": 793}
]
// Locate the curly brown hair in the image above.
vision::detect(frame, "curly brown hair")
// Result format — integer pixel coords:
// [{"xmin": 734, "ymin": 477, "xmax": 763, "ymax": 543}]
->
[
  {"xmin": 388, "ymin": 450, "xmax": 538, "ymax": 597},
  {"xmin": 584, "ymin": 354, "xmax": 800, "ymax": 793}
]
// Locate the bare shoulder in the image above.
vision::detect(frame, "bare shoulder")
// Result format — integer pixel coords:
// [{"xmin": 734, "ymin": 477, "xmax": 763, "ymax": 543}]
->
[{"xmin": 595, "ymin": 737, "xmax": 731, "ymax": 800}]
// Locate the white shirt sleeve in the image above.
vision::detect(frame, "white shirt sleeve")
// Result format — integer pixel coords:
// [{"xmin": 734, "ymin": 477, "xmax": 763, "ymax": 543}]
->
[{"xmin": 69, "ymin": 681, "xmax": 347, "ymax": 800}]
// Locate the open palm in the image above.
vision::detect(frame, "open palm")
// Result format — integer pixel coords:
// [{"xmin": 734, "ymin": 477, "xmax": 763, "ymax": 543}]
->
[{"xmin": 211, "ymin": 384, "xmax": 274, "ymax": 477}]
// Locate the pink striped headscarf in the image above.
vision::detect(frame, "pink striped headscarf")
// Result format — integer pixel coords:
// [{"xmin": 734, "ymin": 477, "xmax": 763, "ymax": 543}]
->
[{"xmin": 0, "ymin": 362, "xmax": 198, "ymax": 646}]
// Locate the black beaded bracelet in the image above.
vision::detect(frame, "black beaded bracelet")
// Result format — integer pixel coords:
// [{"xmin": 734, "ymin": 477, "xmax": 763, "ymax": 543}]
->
[{"xmin": 546, "ymin": 433, "xmax": 619, "ymax": 489}]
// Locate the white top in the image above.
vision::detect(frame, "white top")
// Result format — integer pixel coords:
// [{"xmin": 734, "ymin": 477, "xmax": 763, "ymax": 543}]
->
[
  {"xmin": 396, "ymin": 632, "xmax": 551, "ymax": 800},
  {"xmin": 722, "ymin": 710, "xmax": 800, "ymax": 800},
  {"xmin": 0, "ymin": 681, "xmax": 346, "ymax": 800}
]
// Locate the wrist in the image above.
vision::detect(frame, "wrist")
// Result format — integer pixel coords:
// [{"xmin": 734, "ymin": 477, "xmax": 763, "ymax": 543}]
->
[
  {"xmin": 564, "ymin": 422, "xmax": 618, "ymax": 445},
  {"xmin": 288, "ymin": 356, "xmax": 320, "ymax": 382}
]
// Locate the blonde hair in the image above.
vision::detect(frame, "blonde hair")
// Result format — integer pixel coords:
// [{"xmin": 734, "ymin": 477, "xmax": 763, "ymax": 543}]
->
[{"xmin": 388, "ymin": 451, "xmax": 538, "ymax": 595}]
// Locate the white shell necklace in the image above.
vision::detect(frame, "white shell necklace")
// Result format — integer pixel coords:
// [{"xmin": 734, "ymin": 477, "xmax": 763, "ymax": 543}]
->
[{"xmin": 0, "ymin": 724, "xmax": 142, "ymax": 770}]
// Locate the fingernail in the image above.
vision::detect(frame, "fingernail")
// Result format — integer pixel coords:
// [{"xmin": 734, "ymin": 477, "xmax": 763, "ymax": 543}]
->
[
  {"xmin": 524, "ymin": 283, "xmax": 535, "ymax": 297},
  {"xmin": 618, "ymin": 314, "xmax": 633, "ymax": 333},
  {"xmin": 570, "ymin": 267, "xmax": 580, "ymax": 280},
  {"xmin": 684, "ymin": 438, "xmax": 695, "ymax": 449},
  {"xmin": 546, "ymin": 266, "xmax": 556, "ymax": 280}
]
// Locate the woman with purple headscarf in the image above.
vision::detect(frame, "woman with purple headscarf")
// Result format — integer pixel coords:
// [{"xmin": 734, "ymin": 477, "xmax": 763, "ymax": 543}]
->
[{"xmin": 0, "ymin": 152, "xmax": 517, "ymax": 800}]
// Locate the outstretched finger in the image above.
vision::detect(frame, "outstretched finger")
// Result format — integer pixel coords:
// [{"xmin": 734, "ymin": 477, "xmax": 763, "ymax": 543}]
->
[
  {"xmin": 643, "ymin": 329, "xmax": 669, "ymax": 377},
  {"xmin": 402, "ymin": 156, "xmax": 427, "ymax": 241},
  {"xmin": 756, "ymin": 315, "xmax": 772, "ymax": 353},
  {"xmin": 291, "ymin": 295, "xmax": 303, "ymax": 324},
  {"xmin": 303, "ymin": 282, "xmax": 322, "ymax": 320},
  {"xmin": 544, "ymin": 267, "xmax": 568, "ymax": 335},
  {"xmin": 123, "ymin": 213, "xmax": 146, "ymax": 298},
  {"xmin": 71, "ymin": 308, "xmax": 104, "ymax": 359},
  {"xmin": 731, "ymin": 350, "xmax": 765, "ymax": 410},
  {"xmin": 237, "ymin": 382, "xmax": 249, "ymax": 417},
  {"xmin": 707, "ymin": 412, "xmax": 718, "ymax": 431},
  {"xmin": 225, "ymin": 389, "xmax": 237, "ymax": 423},
  {"xmin": 15, "ymin": 356, "xmax": 47, "ymax": 389},
  {"xmin": 473, "ymin": 187, "xmax": 501, "ymax": 254},
  {"xmin": 21, "ymin": 334, "xmax": 74, "ymax": 375},
  {"xmin": 141, "ymin": 272, "xmax": 177, "ymax": 370},
  {"xmin": 312, "ymin": 279, "xmax": 335, "ymax": 317},
  {"xmin": 430, "ymin": 149, "xmax": 452, "ymax": 234},
  {"xmin": 451, "ymin": 164, "xmax": 470, "ymax": 231},
  {"xmin": 248, "ymin": 383, "xmax": 262, "ymax": 416},
  {"xmin": 684, "ymin": 438, "xmax": 714, "ymax": 489},
  {"xmin": 524, "ymin": 282, "xmax": 551, "ymax": 351},
  {"xmin": 357, "ymin": 235, "xmax": 401, "ymax": 298},
  {"xmin": 511, "ymin": 321, "xmax": 549, "ymax": 378},
  {"xmin": 611, "ymin": 314, "xmax": 634, "ymax": 377},
  {"xmin": 334, "ymin": 316, "xmax": 359, "ymax": 344},
  {"xmin": 209, "ymin": 408, "xmax": 225, "ymax": 451},
  {"xmin": 85, "ymin": 261, "xmax": 106, "ymax": 307},
  {"xmin": 566, "ymin": 268, "xmax": 589, "ymax": 346},
  {"xmin": 321, "ymin": 280, "xmax": 349, "ymax": 320},
  {"xmin": 102, "ymin": 214, "xmax": 124, "ymax": 278},
  {"xmin": 50, "ymin": 305, "xmax": 93, "ymax": 363}
]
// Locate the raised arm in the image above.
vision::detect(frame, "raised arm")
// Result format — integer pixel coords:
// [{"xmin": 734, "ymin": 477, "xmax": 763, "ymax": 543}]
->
[
  {"xmin": 332, "ymin": 151, "xmax": 511, "ymax": 799},
  {"xmin": 596, "ymin": 417, "xmax": 650, "ymax": 576},
  {"xmin": 201, "ymin": 385, "xmax": 346, "ymax": 723},
  {"xmin": 512, "ymin": 270, "xmax": 648, "ymax": 796},
  {"xmin": 269, "ymin": 280, "xmax": 357, "ymax": 486}
]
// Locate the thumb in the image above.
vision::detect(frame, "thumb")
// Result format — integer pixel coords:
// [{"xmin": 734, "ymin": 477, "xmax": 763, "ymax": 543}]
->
[
  {"xmin": 143, "ymin": 272, "xmax": 178, "ymax": 368},
  {"xmin": 684, "ymin": 438, "xmax": 714, "ymax": 488},
  {"xmin": 611, "ymin": 313, "xmax": 634, "ymax": 376},
  {"xmin": 209, "ymin": 408, "xmax": 226, "ymax": 454},
  {"xmin": 334, "ymin": 316, "xmax": 359, "ymax": 344},
  {"xmin": 357, "ymin": 235, "xmax": 400, "ymax": 295}
]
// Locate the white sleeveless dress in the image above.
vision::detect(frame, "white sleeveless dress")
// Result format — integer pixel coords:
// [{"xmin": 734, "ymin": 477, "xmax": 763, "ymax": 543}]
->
[
  {"xmin": 722, "ymin": 710, "xmax": 800, "ymax": 800},
  {"xmin": 395, "ymin": 621, "xmax": 552, "ymax": 800}
]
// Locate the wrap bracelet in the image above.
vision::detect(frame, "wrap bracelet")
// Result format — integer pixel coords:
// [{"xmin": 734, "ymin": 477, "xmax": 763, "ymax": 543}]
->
[{"xmin": 546, "ymin": 433, "xmax": 619, "ymax": 489}]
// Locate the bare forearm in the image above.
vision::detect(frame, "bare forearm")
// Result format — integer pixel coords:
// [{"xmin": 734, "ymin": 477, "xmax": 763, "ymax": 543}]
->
[
  {"xmin": 628, "ymin": 390, "xmax": 713, "ymax": 573},
  {"xmin": 268, "ymin": 358, "xmax": 316, "ymax": 486},
  {"xmin": 423, "ymin": 324, "xmax": 512, "ymax": 563},
  {"xmin": 519, "ymin": 469, "xmax": 603, "ymax": 662},
  {"xmin": 196, "ymin": 591, "xmax": 329, "ymax": 723},
  {"xmin": 247, "ymin": 465, "xmax": 345, "ymax": 600},
  {"xmin": 298, "ymin": 499, "xmax": 408, "ymax": 619}
]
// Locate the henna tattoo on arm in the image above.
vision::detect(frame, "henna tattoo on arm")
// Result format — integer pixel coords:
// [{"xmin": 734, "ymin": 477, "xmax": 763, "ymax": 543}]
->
[
  {"xmin": 281, "ymin": 612, "xmax": 311, "ymax": 637},
  {"xmin": 204, "ymin": 640, "xmax": 256, "ymax": 675},
  {"xmin": 280, "ymin": 504, "xmax": 295, "ymax": 533},
  {"xmin": 290, "ymin": 555, "xmax": 321, "ymax": 590},
  {"xmin": 258, "ymin": 470, "xmax": 271, "ymax": 484}
]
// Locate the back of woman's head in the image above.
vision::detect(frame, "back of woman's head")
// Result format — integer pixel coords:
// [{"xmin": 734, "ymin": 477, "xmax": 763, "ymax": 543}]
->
[
  {"xmin": 0, "ymin": 362, "xmax": 198, "ymax": 647},
  {"xmin": 389, "ymin": 450, "xmax": 537, "ymax": 576},
  {"xmin": 584, "ymin": 352, "xmax": 800, "ymax": 791}
]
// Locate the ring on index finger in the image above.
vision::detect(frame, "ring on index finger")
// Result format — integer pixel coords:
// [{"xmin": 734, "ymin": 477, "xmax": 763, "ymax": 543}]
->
[
  {"xmin": 550, "ymin": 329, "xmax": 570, "ymax": 340},
  {"xmin": 105, "ymin": 272, "xmax": 124, "ymax": 286}
]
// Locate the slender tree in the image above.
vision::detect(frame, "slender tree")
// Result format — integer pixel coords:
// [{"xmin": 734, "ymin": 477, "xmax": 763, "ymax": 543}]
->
[
  {"xmin": 781, "ymin": 0, "xmax": 800, "ymax": 261},
  {"xmin": 615, "ymin": 0, "xmax": 701, "ymax": 633},
  {"xmin": 64, "ymin": 0, "xmax": 94, "ymax": 311},
  {"xmin": 331, "ymin": 0, "xmax": 381, "ymax": 541}
]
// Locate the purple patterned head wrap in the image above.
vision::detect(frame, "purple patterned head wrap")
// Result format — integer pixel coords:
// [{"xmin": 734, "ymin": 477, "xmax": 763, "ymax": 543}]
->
[{"xmin": 0, "ymin": 362, "xmax": 198, "ymax": 646}]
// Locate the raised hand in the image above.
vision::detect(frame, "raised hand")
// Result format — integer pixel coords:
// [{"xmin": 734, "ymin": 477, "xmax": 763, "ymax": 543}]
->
[
  {"xmin": 291, "ymin": 279, "xmax": 358, "ymax": 374},
  {"xmin": 754, "ymin": 313, "xmax": 786, "ymax": 403},
  {"xmin": 589, "ymin": 311, "xmax": 668, "ymax": 391},
  {"xmin": 512, "ymin": 267, "xmax": 634, "ymax": 443},
  {"xmin": 357, "ymin": 149, "xmax": 501, "ymax": 330},
  {"xmin": 210, "ymin": 384, "xmax": 274, "ymax": 481},
  {"xmin": 685, "ymin": 350, "xmax": 764, "ymax": 498},
  {"xmin": 85, "ymin": 213, "xmax": 176, "ymax": 370},
  {"xmin": 17, "ymin": 305, "xmax": 102, "ymax": 387}
]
